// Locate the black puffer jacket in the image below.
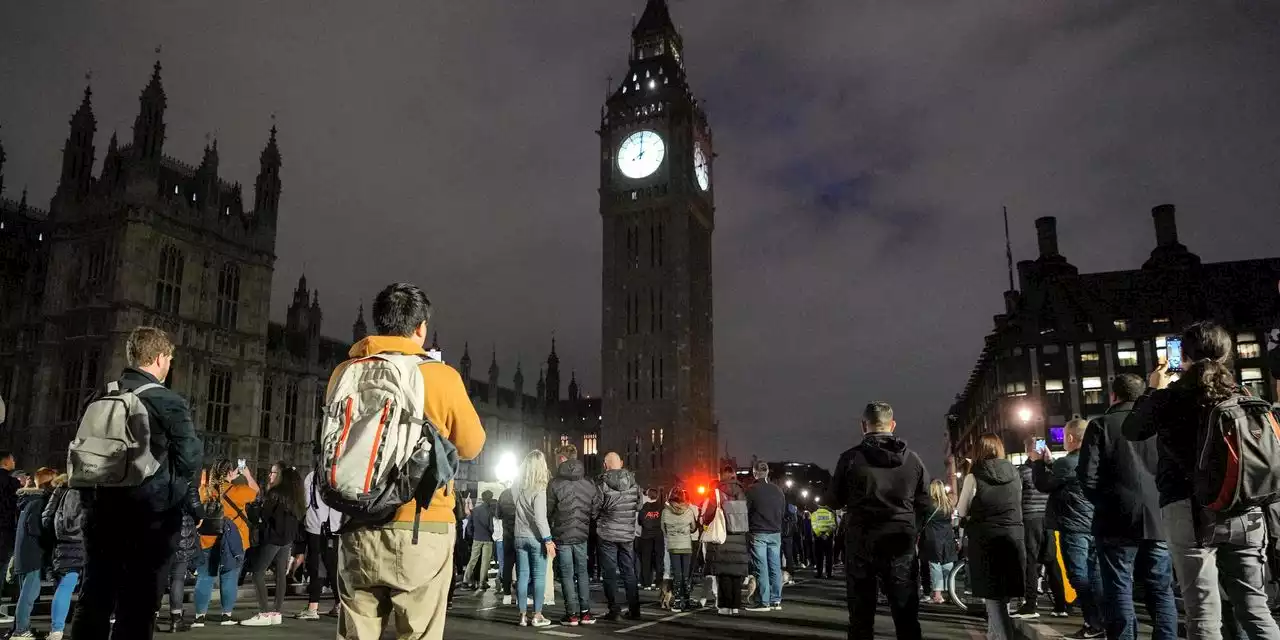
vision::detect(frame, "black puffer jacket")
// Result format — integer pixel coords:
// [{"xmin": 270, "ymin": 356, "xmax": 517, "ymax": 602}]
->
[
  {"xmin": 1019, "ymin": 464, "xmax": 1048, "ymax": 519},
  {"xmin": 595, "ymin": 469, "xmax": 642, "ymax": 543},
  {"xmin": 14, "ymin": 487, "xmax": 50, "ymax": 574},
  {"xmin": 42, "ymin": 486, "xmax": 86, "ymax": 573},
  {"xmin": 703, "ymin": 480, "xmax": 750, "ymax": 577},
  {"xmin": 1032, "ymin": 451, "xmax": 1095, "ymax": 534},
  {"xmin": 547, "ymin": 458, "xmax": 597, "ymax": 545},
  {"xmin": 176, "ymin": 484, "xmax": 202, "ymax": 564}
]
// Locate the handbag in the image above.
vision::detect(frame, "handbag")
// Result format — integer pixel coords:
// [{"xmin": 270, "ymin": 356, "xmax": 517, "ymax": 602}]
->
[{"xmin": 703, "ymin": 489, "xmax": 727, "ymax": 544}]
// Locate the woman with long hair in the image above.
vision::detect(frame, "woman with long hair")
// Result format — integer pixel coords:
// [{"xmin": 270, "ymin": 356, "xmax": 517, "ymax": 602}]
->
[
  {"xmin": 957, "ymin": 435, "xmax": 1024, "ymax": 640},
  {"xmin": 42, "ymin": 473, "xmax": 85, "ymax": 640},
  {"xmin": 11, "ymin": 467, "xmax": 56, "ymax": 639},
  {"xmin": 513, "ymin": 450, "xmax": 555, "ymax": 627},
  {"xmin": 1123, "ymin": 321, "xmax": 1280, "ymax": 640},
  {"xmin": 242, "ymin": 463, "xmax": 307, "ymax": 627},
  {"xmin": 919, "ymin": 479, "xmax": 958, "ymax": 604},
  {"xmin": 193, "ymin": 458, "xmax": 260, "ymax": 627}
]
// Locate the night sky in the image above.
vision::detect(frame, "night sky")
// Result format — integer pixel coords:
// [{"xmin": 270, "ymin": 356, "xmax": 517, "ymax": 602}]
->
[{"xmin": 3, "ymin": 2, "xmax": 1280, "ymax": 473}]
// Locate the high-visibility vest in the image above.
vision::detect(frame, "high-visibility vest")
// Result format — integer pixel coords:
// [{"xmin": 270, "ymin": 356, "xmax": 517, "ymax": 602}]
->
[{"xmin": 811, "ymin": 508, "xmax": 836, "ymax": 538}]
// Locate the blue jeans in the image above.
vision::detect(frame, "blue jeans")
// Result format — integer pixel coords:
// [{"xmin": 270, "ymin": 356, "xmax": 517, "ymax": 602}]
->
[
  {"xmin": 51, "ymin": 570, "xmax": 81, "ymax": 632},
  {"xmin": 515, "ymin": 537, "xmax": 547, "ymax": 615},
  {"xmin": 1060, "ymin": 532, "xmax": 1104, "ymax": 630},
  {"xmin": 555, "ymin": 542, "xmax": 591, "ymax": 619},
  {"xmin": 749, "ymin": 532, "xmax": 784, "ymax": 605},
  {"xmin": 929, "ymin": 562, "xmax": 953, "ymax": 593},
  {"xmin": 496, "ymin": 540, "xmax": 505, "ymax": 583},
  {"xmin": 13, "ymin": 570, "xmax": 42, "ymax": 632},
  {"xmin": 1097, "ymin": 538, "xmax": 1177, "ymax": 640},
  {"xmin": 194, "ymin": 546, "xmax": 243, "ymax": 615}
]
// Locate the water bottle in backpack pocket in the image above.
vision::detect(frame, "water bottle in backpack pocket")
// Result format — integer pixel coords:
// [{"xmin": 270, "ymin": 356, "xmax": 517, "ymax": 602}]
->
[
  {"xmin": 1196, "ymin": 394, "xmax": 1280, "ymax": 514},
  {"xmin": 67, "ymin": 381, "xmax": 164, "ymax": 488}
]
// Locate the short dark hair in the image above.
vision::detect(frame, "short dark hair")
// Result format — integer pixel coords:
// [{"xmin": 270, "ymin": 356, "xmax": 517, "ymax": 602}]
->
[
  {"xmin": 372, "ymin": 283, "xmax": 432, "ymax": 338},
  {"xmin": 481, "ymin": 490, "xmax": 493, "ymax": 501},
  {"xmin": 0, "ymin": 451, "xmax": 12, "ymax": 462},
  {"xmin": 1111, "ymin": 373, "xmax": 1144, "ymax": 403}
]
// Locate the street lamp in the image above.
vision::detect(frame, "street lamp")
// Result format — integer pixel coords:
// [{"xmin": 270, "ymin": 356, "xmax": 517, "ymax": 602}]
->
[
  {"xmin": 800, "ymin": 489, "xmax": 809, "ymax": 500},
  {"xmin": 785, "ymin": 479, "xmax": 794, "ymax": 489},
  {"xmin": 494, "ymin": 452, "xmax": 518, "ymax": 484},
  {"xmin": 1017, "ymin": 406, "xmax": 1033, "ymax": 424},
  {"xmin": 814, "ymin": 496, "xmax": 821, "ymax": 504}
]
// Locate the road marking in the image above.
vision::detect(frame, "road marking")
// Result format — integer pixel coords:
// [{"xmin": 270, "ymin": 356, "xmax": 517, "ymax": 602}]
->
[
  {"xmin": 615, "ymin": 610, "xmax": 697, "ymax": 634},
  {"xmin": 475, "ymin": 606, "xmax": 500, "ymax": 611},
  {"xmin": 540, "ymin": 631, "xmax": 582, "ymax": 638}
]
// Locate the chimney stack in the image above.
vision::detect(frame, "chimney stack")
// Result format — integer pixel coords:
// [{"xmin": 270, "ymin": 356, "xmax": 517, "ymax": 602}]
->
[
  {"xmin": 1035, "ymin": 216, "xmax": 1059, "ymax": 258},
  {"xmin": 1152, "ymin": 204, "xmax": 1178, "ymax": 248}
]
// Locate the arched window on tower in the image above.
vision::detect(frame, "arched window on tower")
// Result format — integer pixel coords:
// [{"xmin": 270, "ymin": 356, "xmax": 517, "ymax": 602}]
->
[
  {"xmin": 155, "ymin": 245, "xmax": 184, "ymax": 315},
  {"xmin": 216, "ymin": 263, "xmax": 240, "ymax": 329}
]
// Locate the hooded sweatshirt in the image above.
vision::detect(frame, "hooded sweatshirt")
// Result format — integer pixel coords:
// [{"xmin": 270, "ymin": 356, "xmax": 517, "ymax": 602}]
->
[
  {"xmin": 596, "ymin": 468, "xmax": 643, "ymax": 543},
  {"xmin": 547, "ymin": 458, "xmax": 596, "ymax": 544},
  {"xmin": 661, "ymin": 502, "xmax": 697, "ymax": 553},
  {"xmin": 638, "ymin": 497, "xmax": 664, "ymax": 540},
  {"xmin": 832, "ymin": 432, "xmax": 931, "ymax": 543}
]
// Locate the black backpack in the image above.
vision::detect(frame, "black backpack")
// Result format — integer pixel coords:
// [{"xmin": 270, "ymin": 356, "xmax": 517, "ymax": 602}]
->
[{"xmin": 1195, "ymin": 394, "xmax": 1280, "ymax": 514}]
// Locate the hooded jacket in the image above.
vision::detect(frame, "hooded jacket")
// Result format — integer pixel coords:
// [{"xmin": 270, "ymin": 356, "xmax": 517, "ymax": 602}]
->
[
  {"xmin": 832, "ymin": 432, "xmax": 931, "ymax": 544},
  {"xmin": 638, "ymin": 498, "xmax": 664, "ymax": 540},
  {"xmin": 14, "ymin": 487, "xmax": 50, "ymax": 574},
  {"xmin": 1032, "ymin": 450, "xmax": 1095, "ymax": 534},
  {"xmin": 661, "ymin": 502, "xmax": 697, "ymax": 553},
  {"xmin": 42, "ymin": 485, "xmax": 85, "ymax": 572},
  {"xmin": 547, "ymin": 458, "xmax": 596, "ymax": 544},
  {"xmin": 596, "ymin": 468, "xmax": 643, "ymax": 543}
]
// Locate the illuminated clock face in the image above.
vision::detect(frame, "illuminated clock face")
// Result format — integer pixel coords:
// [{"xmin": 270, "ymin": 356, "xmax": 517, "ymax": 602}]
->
[
  {"xmin": 617, "ymin": 130, "xmax": 665, "ymax": 179},
  {"xmin": 693, "ymin": 142, "xmax": 710, "ymax": 191}
]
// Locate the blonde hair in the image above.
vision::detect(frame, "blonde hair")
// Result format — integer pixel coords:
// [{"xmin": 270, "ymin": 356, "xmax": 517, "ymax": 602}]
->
[
  {"xmin": 51, "ymin": 474, "xmax": 68, "ymax": 488},
  {"xmin": 34, "ymin": 467, "xmax": 57, "ymax": 488},
  {"xmin": 929, "ymin": 479, "xmax": 953, "ymax": 514},
  {"xmin": 518, "ymin": 450, "xmax": 550, "ymax": 493}
]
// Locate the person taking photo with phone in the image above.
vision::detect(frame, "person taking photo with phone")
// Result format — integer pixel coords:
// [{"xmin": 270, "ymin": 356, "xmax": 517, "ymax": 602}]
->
[{"xmin": 193, "ymin": 458, "xmax": 260, "ymax": 627}]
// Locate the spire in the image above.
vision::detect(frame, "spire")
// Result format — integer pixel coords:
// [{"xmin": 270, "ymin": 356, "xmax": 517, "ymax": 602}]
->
[
  {"xmin": 296, "ymin": 273, "xmax": 308, "ymax": 295},
  {"xmin": 352, "ymin": 303, "xmax": 368, "ymax": 343},
  {"xmin": 514, "ymin": 359, "xmax": 525, "ymax": 384},
  {"xmin": 0, "ymin": 124, "xmax": 6, "ymax": 197},
  {"xmin": 568, "ymin": 370, "xmax": 580, "ymax": 401},
  {"xmin": 633, "ymin": 0, "xmax": 674, "ymax": 35},
  {"xmin": 630, "ymin": 0, "xmax": 682, "ymax": 65},
  {"xmin": 59, "ymin": 78, "xmax": 97, "ymax": 202},
  {"xmin": 431, "ymin": 331, "xmax": 440, "ymax": 351},
  {"xmin": 1003, "ymin": 206, "xmax": 1014, "ymax": 292},
  {"xmin": 133, "ymin": 50, "xmax": 167, "ymax": 161},
  {"xmin": 459, "ymin": 342, "xmax": 473, "ymax": 394},
  {"xmin": 18, "ymin": 187, "xmax": 27, "ymax": 211},
  {"xmin": 489, "ymin": 345, "xmax": 499, "ymax": 376},
  {"xmin": 461, "ymin": 342, "xmax": 472, "ymax": 365},
  {"xmin": 254, "ymin": 119, "xmax": 282, "ymax": 223},
  {"xmin": 547, "ymin": 336, "xmax": 560, "ymax": 367},
  {"xmin": 102, "ymin": 130, "xmax": 123, "ymax": 189},
  {"xmin": 311, "ymin": 289, "xmax": 320, "ymax": 308}
]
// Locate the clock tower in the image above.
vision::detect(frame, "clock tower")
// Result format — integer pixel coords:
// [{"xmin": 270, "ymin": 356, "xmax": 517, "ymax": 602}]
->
[{"xmin": 600, "ymin": 0, "xmax": 716, "ymax": 487}]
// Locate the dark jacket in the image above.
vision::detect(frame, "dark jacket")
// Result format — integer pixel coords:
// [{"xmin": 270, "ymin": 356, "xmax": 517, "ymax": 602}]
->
[
  {"xmin": 547, "ymin": 458, "xmax": 597, "ymax": 545},
  {"xmin": 832, "ymin": 432, "xmax": 931, "ymax": 546},
  {"xmin": 702, "ymin": 479, "xmax": 750, "ymax": 577},
  {"xmin": 259, "ymin": 492, "xmax": 301, "ymax": 547},
  {"xmin": 1077, "ymin": 402, "xmax": 1164, "ymax": 541},
  {"xmin": 42, "ymin": 486, "xmax": 86, "ymax": 573},
  {"xmin": 1032, "ymin": 451, "xmax": 1094, "ymax": 534},
  {"xmin": 746, "ymin": 480, "xmax": 786, "ymax": 534},
  {"xmin": 176, "ymin": 484, "xmax": 202, "ymax": 564},
  {"xmin": 82, "ymin": 368, "xmax": 204, "ymax": 514},
  {"xmin": 1019, "ymin": 464, "xmax": 1049, "ymax": 519},
  {"xmin": 470, "ymin": 501, "xmax": 495, "ymax": 543},
  {"xmin": 918, "ymin": 505, "xmax": 958, "ymax": 565},
  {"xmin": 638, "ymin": 500, "xmax": 664, "ymax": 540},
  {"xmin": 496, "ymin": 487, "xmax": 517, "ymax": 541},
  {"xmin": 963, "ymin": 459, "xmax": 1024, "ymax": 599},
  {"xmin": 1121, "ymin": 381, "xmax": 1212, "ymax": 507},
  {"xmin": 0, "ymin": 468, "xmax": 20, "ymax": 541},
  {"xmin": 595, "ymin": 468, "xmax": 642, "ymax": 543},
  {"xmin": 14, "ymin": 487, "xmax": 50, "ymax": 574}
]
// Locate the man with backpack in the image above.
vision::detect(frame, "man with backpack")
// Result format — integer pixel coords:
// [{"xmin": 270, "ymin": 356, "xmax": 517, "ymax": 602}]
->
[
  {"xmin": 325, "ymin": 282, "xmax": 485, "ymax": 640},
  {"xmin": 71, "ymin": 326, "xmax": 203, "ymax": 640}
]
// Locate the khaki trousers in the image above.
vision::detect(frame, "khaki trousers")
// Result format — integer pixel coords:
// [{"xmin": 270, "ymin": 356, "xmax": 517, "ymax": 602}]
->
[{"xmin": 337, "ymin": 525, "xmax": 455, "ymax": 640}]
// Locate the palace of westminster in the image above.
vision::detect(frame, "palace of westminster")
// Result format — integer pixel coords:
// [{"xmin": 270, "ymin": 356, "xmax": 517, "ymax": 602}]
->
[{"xmin": 0, "ymin": 0, "xmax": 723, "ymax": 488}]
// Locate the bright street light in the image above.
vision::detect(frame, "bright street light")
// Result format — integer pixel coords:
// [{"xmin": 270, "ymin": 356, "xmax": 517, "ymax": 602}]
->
[
  {"xmin": 1017, "ymin": 407, "xmax": 1033, "ymax": 423},
  {"xmin": 494, "ymin": 452, "xmax": 518, "ymax": 484},
  {"xmin": 785, "ymin": 479, "xmax": 794, "ymax": 489},
  {"xmin": 800, "ymin": 489, "xmax": 809, "ymax": 499},
  {"xmin": 814, "ymin": 496, "xmax": 821, "ymax": 504}
]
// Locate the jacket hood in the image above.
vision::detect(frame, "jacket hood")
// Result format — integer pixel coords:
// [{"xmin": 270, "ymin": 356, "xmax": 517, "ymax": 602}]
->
[
  {"xmin": 666, "ymin": 502, "xmax": 690, "ymax": 516},
  {"xmin": 557, "ymin": 458, "xmax": 586, "ymax": 481},
  {"xmin": 974, "ymin": 458, "xmax": 1018, "ymax": 485},
  {"xmin": 348, "ymin": 336, "xmax": 427, "ymax": 358},
  {"xmin": 601, "ymin": 468, "xmax": 637, "ymax": 491},
  {"xmin": 857, "ymin": 433, "xmax": 909, "ymax": 467}
]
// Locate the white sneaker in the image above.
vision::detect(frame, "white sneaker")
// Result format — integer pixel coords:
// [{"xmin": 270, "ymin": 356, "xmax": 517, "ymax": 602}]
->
[
  {"xmin": 503, "ymin": 595, "xmax": 513, "ymax": 606},
  {"xmin": 716, "ymin": 608, "xmax": 731, "ymax": 615},
  {"xmin": 272, "ymin": 612, "xmax": 284, "ymax": 625},
  {"xmin": 47, "ymin": 632, "xmax": 65, "ymax": 640},
  {"xmin": 240, "ymin": 613, "xmax": 276, "ymax": 627},
  {"xmin": 296, "ymin": 609, "xmax": 321, "ymax": 621}
]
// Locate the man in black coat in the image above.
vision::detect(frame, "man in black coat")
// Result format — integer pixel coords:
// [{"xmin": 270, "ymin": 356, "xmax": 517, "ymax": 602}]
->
[
  {"xmin": 0, "ymin": 451, "xmax": 20, "ymax": 625},
  {"xmin": 74, "ymin": 327, "xmax": 203, "ymax": 640},
  {"xmin": 595, "ymin": 452, "xmax": 643, "ymax": 621},
  {"xmin": 1014, "ymin": 451, "xmax": 1066, "ymax": 619},
  {"xmin": 831, "ymin": 402, "xmax": 930, "ymax": 640},
  {"xmin": 548, "ymin": 444, "xmax": 599, "ymax": 625},
  {"xmin": 1077, "ymin": 374, "xmax": 1177, "ymax": 640}
]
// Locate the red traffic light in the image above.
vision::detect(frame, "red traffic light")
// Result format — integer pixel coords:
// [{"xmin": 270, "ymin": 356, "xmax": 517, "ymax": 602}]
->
[{"xmin": 696, "ymin": 485, "xmax": 707, "ymax": 495}]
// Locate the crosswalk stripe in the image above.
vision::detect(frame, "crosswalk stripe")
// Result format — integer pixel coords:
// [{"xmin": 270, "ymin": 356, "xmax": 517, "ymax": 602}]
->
[{"xmin": 540, "ymin": 631, "xmax": 582, "ymax": 638}]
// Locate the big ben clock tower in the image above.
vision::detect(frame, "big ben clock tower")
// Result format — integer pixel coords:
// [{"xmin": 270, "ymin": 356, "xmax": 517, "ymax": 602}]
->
[{"xmin": 600, "ymin": 0, "xmax": 716, "ymax": 487}]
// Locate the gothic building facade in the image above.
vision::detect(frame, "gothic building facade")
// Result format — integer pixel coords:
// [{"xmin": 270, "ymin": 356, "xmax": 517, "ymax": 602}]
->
[
  {"xmin": 599, "ymin": 0, "xmax": 718, "ymax": 487},
  {"xmin": 0, "ymin": 61, "xmax": 600, "ymax": 478}
]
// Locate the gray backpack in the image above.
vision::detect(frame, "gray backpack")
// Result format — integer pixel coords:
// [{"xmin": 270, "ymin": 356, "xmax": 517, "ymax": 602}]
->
[{"xmin": 67, "ymin": 381, "xmax": 163, "ymax": 488}]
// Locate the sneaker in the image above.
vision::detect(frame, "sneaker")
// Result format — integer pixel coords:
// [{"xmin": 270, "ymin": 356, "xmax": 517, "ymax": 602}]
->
[
  {"xmin": 1012, "ymin": 604, "xmax": 1041, "ymax": 619},
  {"xmin": 503, "ymin": 595, "xmax": 513, "ymax": 606},
  {"xmin": 9, "ymin": 631, "xmax": 36, "ymax": 639},
  {"xmin": 1070, "ymin": 627, "xmax": 1105, "ymax": 639},
  {"xmin": 731, "ymin": 608, "xmax": 741, "ymax": 615},
  {"xmin": 746, "ymin": 605, "xmax": 772, "ymax": 612},
  {"xmin": 1051, "ymin": 610, "xmax": 1070, "ymax": 618},
  {"xmin": 48, "ymin": 633, "xmax": 66, "ymax": 640},
  {"xmin": 216, "ymin": 613, "xmax": 239, "ymax": 626},
  {"xmin": 296, "ymin": 609, "xmax": 321, "ymax": 621},
  {"xmin": 326, "ymin": 606, "xmax": 341, "ymax": 617},
  {"xmin": 532, "ymin": 617, "xmax": 553, "ymax": 628},
  {"xmin": 518, "ymin": 615, "xmax": 529, "ymax": 627},
  {"xmin": 272, "ymin": 612, "xmax": 284, "ymax": 625},
  {"xmin": 560, "ymin": 615, "xmax": 580, "ymax": 627},
  {"xmin": 771, "ymin": 603, "xmax": 782, "ymax": 611},
  {"xmin": 579, "ymin": 612, "xmax": 596, "ymax": 625},
  {"xmin": 192, "ymin": 615, "xmax": 207, "ymax": 628},
  {"xmin": 241, "ymin": 613, "xmax": 276, "ymax": 627},
  {"xmin": 717, "ymin": 608, "xmax": 731, "ymax": 615}
]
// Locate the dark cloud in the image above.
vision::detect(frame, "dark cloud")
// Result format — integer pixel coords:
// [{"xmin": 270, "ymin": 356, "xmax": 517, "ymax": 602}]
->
[{"xmin": 3, "ymin": 1, "xmax": 1279, "ymax": 473}]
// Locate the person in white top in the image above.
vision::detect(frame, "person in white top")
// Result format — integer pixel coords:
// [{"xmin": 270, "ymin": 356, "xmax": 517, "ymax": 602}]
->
[{"xmin": 296, "ymin": 470, "xmax": 344, "ymax": 620}]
